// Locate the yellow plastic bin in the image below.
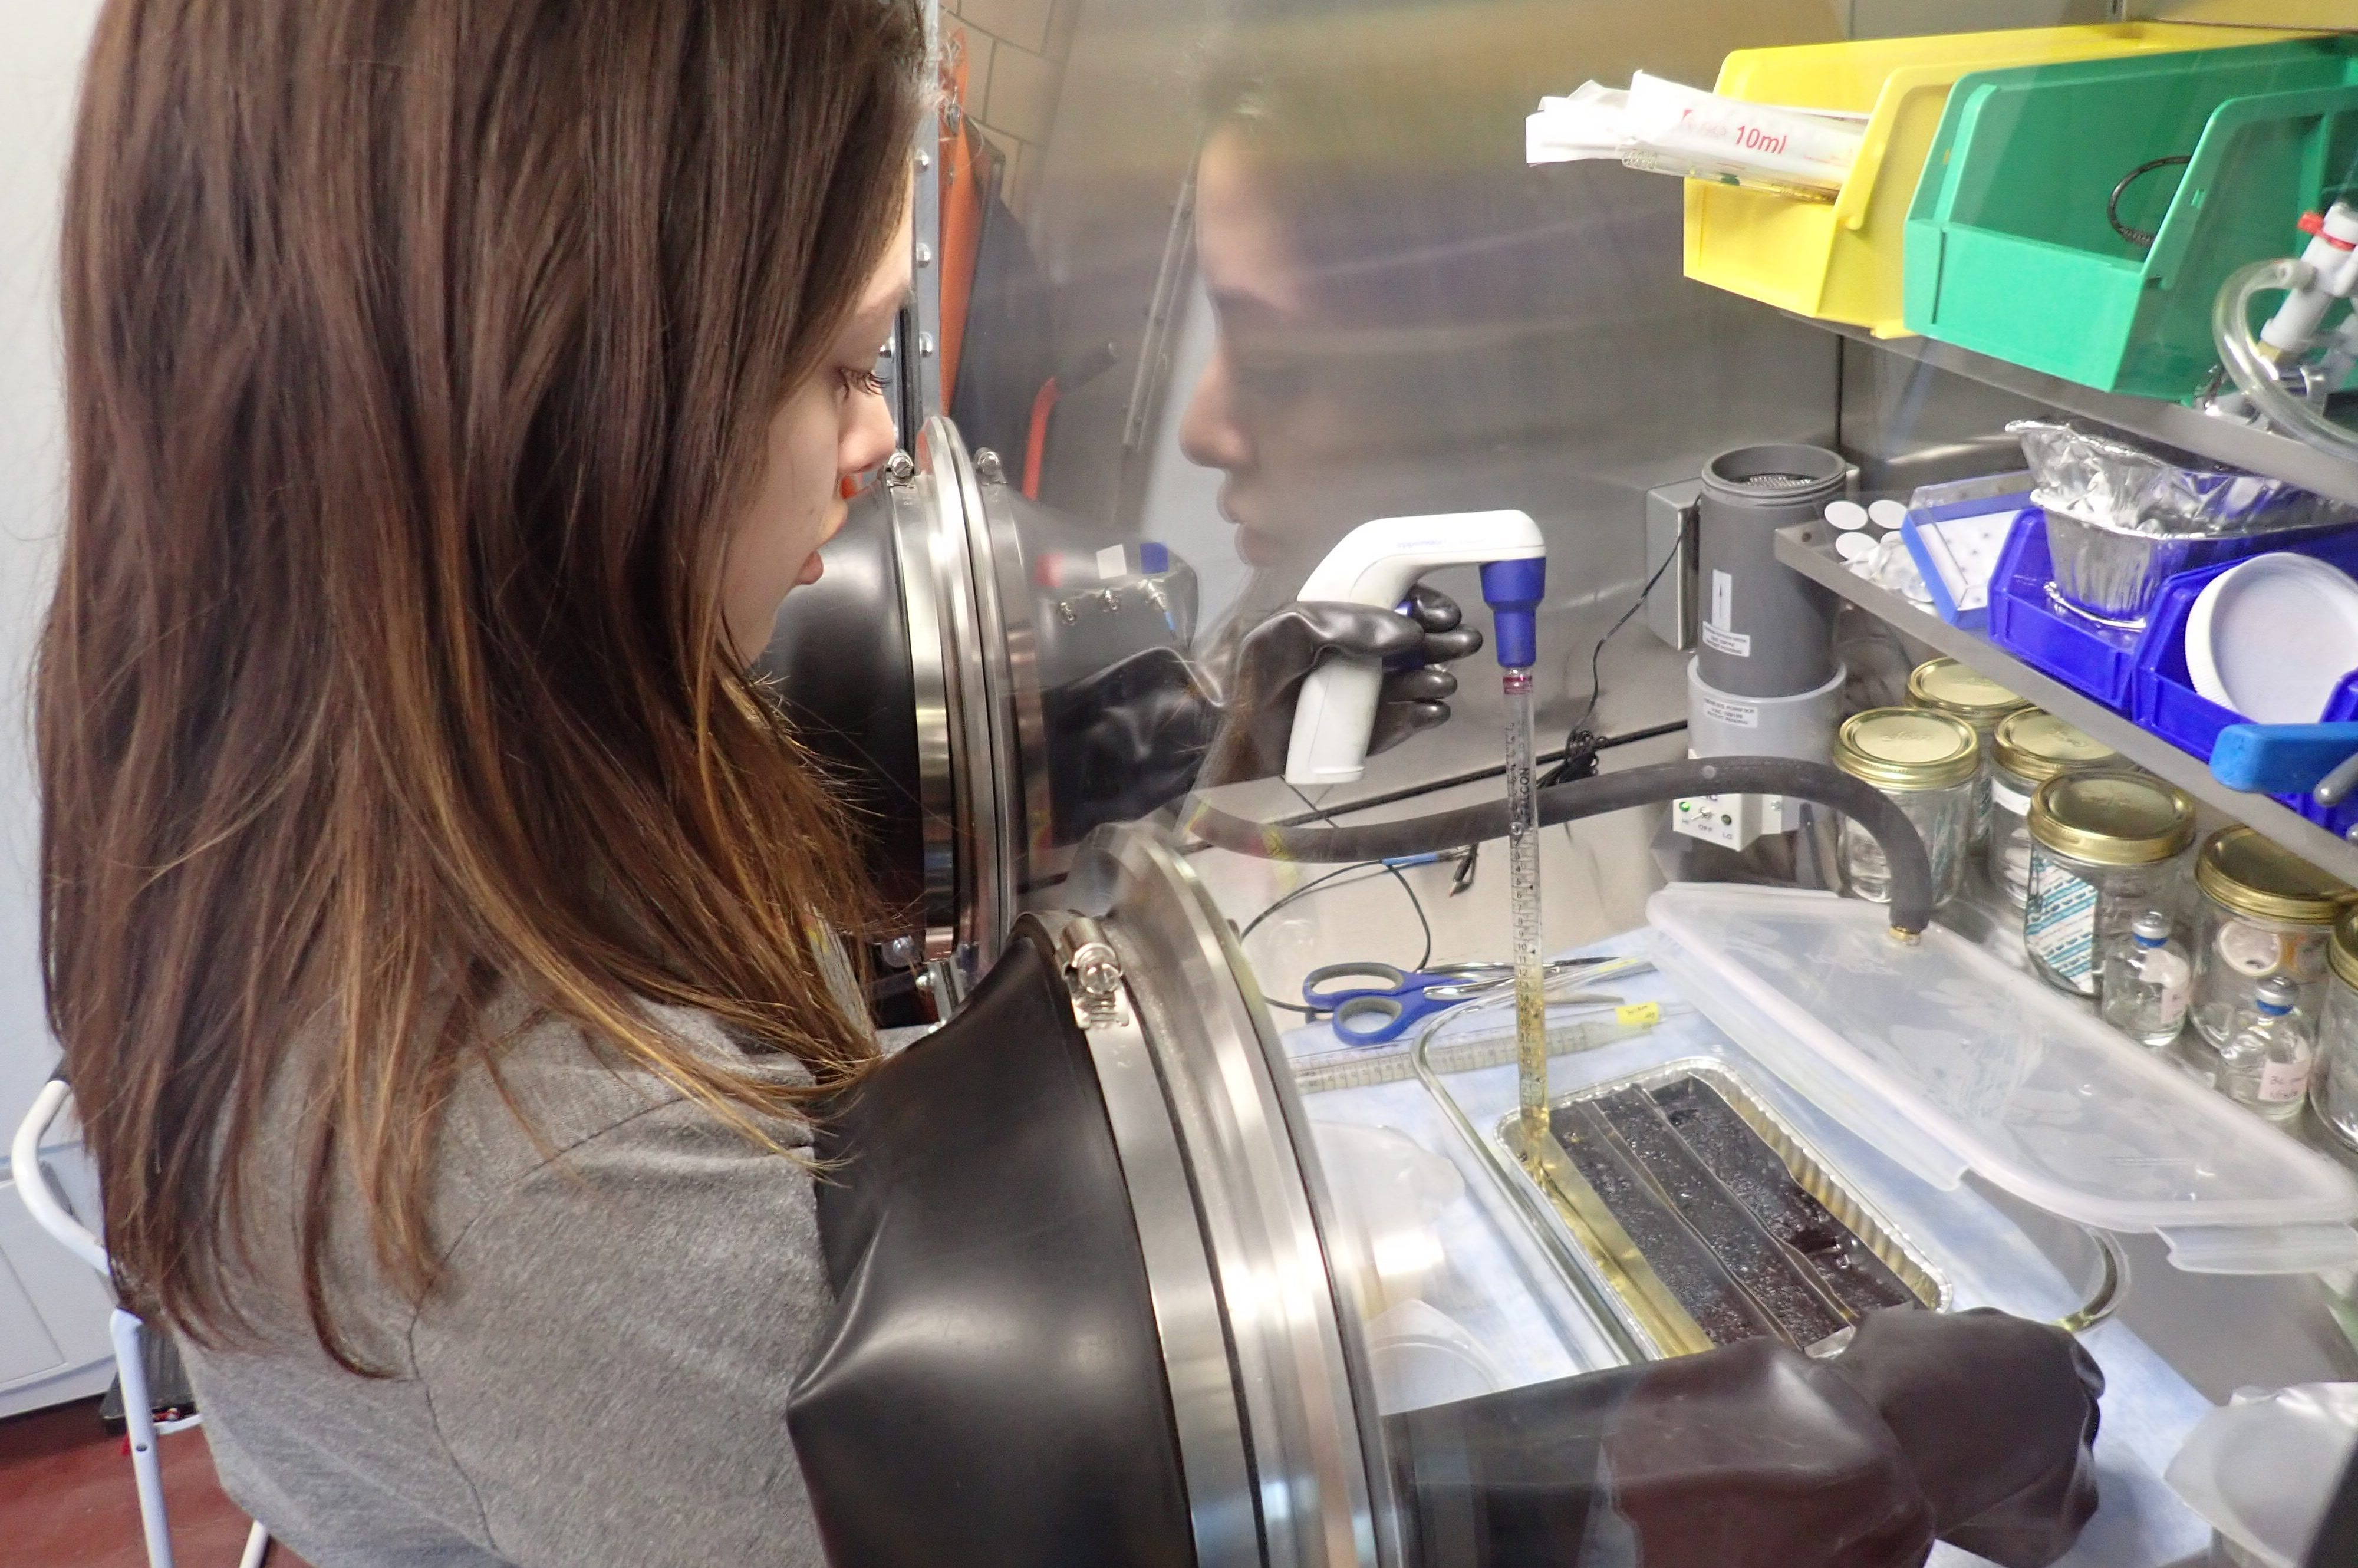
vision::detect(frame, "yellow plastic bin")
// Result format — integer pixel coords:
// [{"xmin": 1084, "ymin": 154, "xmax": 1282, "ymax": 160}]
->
[{"xmin": 1682, "ymin": 24, "xmax": 2305, "ymax": 338}]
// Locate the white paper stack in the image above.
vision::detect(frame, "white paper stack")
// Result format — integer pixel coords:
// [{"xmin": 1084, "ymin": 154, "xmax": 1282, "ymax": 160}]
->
[{"xmin": 1527, "ymin": 73, "xmax": 1866, "ymax": 200}]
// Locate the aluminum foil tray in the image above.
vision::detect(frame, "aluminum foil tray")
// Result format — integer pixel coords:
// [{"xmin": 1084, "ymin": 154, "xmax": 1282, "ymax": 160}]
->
[{"xmin": 1499, "ymin": 1058, "xmax": 1948, "ymax": 1359}]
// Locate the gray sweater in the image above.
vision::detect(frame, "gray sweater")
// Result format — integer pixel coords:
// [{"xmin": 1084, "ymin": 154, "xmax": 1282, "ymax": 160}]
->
[{"xmin": 180, "ymin": 1002, "xmax": 834, "ymax": 1567}]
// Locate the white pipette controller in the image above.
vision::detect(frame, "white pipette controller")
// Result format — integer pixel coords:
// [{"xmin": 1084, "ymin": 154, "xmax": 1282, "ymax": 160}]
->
[{"xmin": 1283, "ymin": 510, "xmax": 1546, "ymax": 786}]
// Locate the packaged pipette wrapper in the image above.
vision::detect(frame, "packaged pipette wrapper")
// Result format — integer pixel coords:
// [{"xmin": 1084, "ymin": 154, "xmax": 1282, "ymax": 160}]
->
[{"xmin": 1528, "ymin": 73, "xmax": 1865, "ymax": 200}]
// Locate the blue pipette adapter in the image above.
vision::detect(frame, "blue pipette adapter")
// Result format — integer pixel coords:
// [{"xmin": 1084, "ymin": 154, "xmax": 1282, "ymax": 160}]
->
[{"xmin": 1480, "ymin": 556, "xmax": 1547, "ymax": 670}]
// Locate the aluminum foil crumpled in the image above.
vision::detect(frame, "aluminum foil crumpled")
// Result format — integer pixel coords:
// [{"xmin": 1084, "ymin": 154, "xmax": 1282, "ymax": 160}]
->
[{"xmin": 2011, "ymin": 417, "xmax": 2358, "ymax": 539}]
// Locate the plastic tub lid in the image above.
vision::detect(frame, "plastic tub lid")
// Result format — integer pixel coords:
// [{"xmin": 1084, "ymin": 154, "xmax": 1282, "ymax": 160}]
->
[{"xmin": 1648, "ymin": 883, "xmax": 2358, "ymax": 1274}]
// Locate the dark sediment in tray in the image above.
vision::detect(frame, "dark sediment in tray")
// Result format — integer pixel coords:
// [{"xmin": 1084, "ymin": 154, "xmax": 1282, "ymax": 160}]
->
[
  {"xmin": 1650, "ymin": 1076, "xmax": 1919, "ymax": 1322},
  {"xmin": 1592, "ymin": 1088, "xmax": 1852, "ymax": 1347},
  {"xmin": 1547, "ymin": 1072, "xmax": 1921, "ymax": 1350},
  {"xmin": 1550, "ymin": 1102, "xmax": 1779, "ymax": 1348}
]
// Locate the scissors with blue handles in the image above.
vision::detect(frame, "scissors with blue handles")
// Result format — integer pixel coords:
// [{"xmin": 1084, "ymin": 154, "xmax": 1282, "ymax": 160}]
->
[{"xmin": 1302, "ymin": 958, "xmax": 1618, "ymax": 1046}]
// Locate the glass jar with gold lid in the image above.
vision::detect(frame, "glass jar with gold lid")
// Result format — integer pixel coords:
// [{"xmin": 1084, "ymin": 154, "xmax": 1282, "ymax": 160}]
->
[
  {"xmin": 2190, "ymin": 826, "xmax": 2354, "ymax": 1050},
  {"xmin": 1908, "ymin": 657, "xmax": 2034, "ymax": 846},
  {"xmin": 1984, "ymin": 710, "xmax": 2122, "ymax": 909},
  {"xmin": 2023, "ymin": 771, "xmax": 2196, "ymax": 997},
  {"xmin": 2311, "ymin": 910, "xmax": 2358, "ymax": 1148},
  {"xmin": 1832, "ymin": 707, "xmax": 1980, "ymax": 907}
]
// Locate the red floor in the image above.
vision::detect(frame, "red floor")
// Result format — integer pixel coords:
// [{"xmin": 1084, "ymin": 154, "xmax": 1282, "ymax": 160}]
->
[{"xmin": 0, "ymin": 1397, "xmax": 311, "ymax": 1568}]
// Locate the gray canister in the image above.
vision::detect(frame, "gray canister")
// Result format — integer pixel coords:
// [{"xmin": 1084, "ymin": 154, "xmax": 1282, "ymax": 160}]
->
[
  {"xmin": 1688, "ymin": 659, "xmax": 1846, "ymax": 763},
  {"xmin": 1697, "ymin": 444, "xmax": 1844, "ymax": 699}
]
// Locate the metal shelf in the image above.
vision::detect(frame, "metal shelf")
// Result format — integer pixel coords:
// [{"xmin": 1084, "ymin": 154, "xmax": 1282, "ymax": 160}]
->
[
  {"xmin": 1775, "ymin": 519, "xmax": 2358, "ymax": 885},
  {"xmin": 1804, "ymin": 317, "xmax": 2358, "ymax": 510}
]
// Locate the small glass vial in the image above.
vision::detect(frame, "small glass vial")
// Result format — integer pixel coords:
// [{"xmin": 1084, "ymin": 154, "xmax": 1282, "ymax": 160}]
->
[
  {"xmin": 1832, "ymin": 707, "xmax": 1980, "ymax": 907},
  {"xmin": 2313, "ymin": 910, "xmax": 2358, "ymax": 1150},
  {"xmin": 1984, "ymin": 710, "xmax": 2120, "ymax": 908},
  {"xmin": 2022, "ymin": 771, "xmax": 2196, "ymax": 998},
  {"xmin": 1907, "ymin": 657, "xmax": 2031, "ymax": 848},
  {"xmin": 2190, "ymin": 827, "xmax": 2350, "ymax": 1049},
  {"xmin": 2218, "ymin": 974, "xmax": 2314, "ymax": 1123},
  {"xmin": 2101, "ymin": 910, "xmax": 2191, "ymax": 1049}
]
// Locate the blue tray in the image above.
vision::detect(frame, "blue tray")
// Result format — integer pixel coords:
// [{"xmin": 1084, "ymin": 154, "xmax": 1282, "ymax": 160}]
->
[
  {"xmin": 1901, "ymin": 492, "xmax": 2035, "ymax": 632},
  {"xmin": 1987, "ymin": 510, "xmax": 2142, "ymax": 713},
  {"xmin": 2133, "ymin": 538, "xmax": 2358, "ymax": 834}
]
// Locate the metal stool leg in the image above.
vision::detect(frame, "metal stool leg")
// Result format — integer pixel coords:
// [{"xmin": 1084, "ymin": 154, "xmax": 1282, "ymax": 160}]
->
[
  {"xmin": 23, "ymin": 1083, "xmax": 266, "ymax": 1566},
  {"xmin": 111, "ymin": 1307, "xmax": 178, "ymax": 1568}
]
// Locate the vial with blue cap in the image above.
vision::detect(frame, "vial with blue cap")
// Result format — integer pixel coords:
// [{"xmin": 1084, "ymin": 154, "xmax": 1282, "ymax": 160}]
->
[{"xmin": 2219, "ymin": 973, "xmax": 2314, "ymax": 1122}]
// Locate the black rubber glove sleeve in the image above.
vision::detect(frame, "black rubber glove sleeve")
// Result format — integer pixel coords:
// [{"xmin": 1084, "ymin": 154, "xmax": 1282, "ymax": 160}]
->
[{"xmin": 1387, "ymin": 1338, "xmax": 1938, "ymax": 1568}]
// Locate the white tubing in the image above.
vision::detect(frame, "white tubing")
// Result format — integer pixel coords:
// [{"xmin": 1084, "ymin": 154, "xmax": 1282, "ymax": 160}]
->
[
  {"xmin": 11, "ymin": 1079, "xmax": 108, "ymax": 1276},
  {"xmin": 239, "ymin": 1521, "xmax": 272, "ymax": 1568},
  {"xmin": 2214, "ymin": 256, "xmax": 2358, "ymax": 465}
]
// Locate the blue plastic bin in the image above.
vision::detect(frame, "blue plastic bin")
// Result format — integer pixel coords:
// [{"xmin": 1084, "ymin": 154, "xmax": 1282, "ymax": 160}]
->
[{"xmin": 2133, "ymin": 538, "xmax": 2358, "ymax": 833}]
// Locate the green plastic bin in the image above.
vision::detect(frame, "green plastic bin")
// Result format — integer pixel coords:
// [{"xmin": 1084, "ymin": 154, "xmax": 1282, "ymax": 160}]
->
[{"xmin": 1903, "ymin": 37, "xmax": 2358, "ymax": 401}]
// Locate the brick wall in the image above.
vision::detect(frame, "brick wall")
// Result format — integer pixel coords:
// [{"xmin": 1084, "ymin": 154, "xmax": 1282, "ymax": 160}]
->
[{"xmin": 943, "ymin": 0, "xmax": 1083, "ymax": 222}]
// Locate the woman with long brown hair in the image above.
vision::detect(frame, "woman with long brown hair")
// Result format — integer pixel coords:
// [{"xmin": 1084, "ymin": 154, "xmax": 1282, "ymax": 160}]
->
[{"xmin": 41, "ymin": 1, "xmax": 923, "ymax": 1560}]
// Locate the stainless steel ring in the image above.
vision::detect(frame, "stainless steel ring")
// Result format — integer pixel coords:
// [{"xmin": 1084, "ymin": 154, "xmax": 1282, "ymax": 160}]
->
[
  {"xmin": 919, "ymin": 416, "xmax": 1010, "ymax": 970},
  {"xmin": 1076, "ymin": 826, "xmax": 1398, "ymax": 1567},
  {"xmin": 1036, "ymin": 908, "xmax": 1260, "ymax": 1568},
  {"xmin": 884, "ymin": 457, "xmax": 960, "ymax": 954}
]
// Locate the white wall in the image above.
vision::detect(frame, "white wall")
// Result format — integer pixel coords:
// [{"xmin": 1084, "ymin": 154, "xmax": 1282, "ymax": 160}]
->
[
  {"xmin": 0, "ymin": 0, "xmax": 114, "ymax": 1415},
  {"xmin": 0, "ymin": 1, "xmax": 101, "ymax": 1125}
]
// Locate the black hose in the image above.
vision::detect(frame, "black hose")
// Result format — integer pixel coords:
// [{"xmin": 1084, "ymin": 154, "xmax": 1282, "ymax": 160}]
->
[{"xmin": 1185, "ymin": 756, "xmax": 1937, "ymax": 935}]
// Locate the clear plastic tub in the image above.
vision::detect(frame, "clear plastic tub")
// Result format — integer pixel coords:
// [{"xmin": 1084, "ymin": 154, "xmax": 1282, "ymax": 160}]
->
[
  {"xmin": 1334, "ymin": 952, "xmax": 2221, "ymax": 1565},
  {"xmin": 1648, "ymin": 882, "xmax": 2358, "ymax": 1274}
]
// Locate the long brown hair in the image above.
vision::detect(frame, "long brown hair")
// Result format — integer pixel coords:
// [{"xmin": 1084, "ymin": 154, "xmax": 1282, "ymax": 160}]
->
[{"xmin": 40, "ymin": 0, "xmax": 926, "ymax": 1371}]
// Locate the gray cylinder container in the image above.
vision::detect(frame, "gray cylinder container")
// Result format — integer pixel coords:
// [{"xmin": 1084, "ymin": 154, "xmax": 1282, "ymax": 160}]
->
[
  {"xmin": 1696, "ymin": 444, "xmax": 1844, "ymax": 699},
  {"xmin": 1687, "ymin": 659, "xmax": 1846, "ymax": 763}
]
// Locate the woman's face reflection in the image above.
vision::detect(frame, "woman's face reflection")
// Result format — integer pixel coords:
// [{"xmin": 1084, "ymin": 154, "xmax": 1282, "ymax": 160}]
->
[{"xmin": 1180, "ymin": 122, "xmax": 1365, "ymax": 584}]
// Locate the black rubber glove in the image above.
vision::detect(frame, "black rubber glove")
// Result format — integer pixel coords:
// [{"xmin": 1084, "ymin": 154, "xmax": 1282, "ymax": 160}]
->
[
  {"xmin": 1389, "ymin": 1337, "xmax": 1936, "ymax": 1568},
  {"xmin": 1822, "ymin": 1308, "xmax": 2105, "ymax": 1568},
  {"xmin": 1197, "ymin": 585, "xmax": 1483, "ymax": 788},
  {"xmin": 1036, "ymin": 587, "xmax": 1484, "ymax": 839}
]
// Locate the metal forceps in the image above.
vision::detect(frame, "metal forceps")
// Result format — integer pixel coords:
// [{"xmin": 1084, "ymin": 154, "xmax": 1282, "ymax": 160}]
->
[{"xmin": 1301, "ymin": 957, "xmax": 1619, "ymax": 1046}]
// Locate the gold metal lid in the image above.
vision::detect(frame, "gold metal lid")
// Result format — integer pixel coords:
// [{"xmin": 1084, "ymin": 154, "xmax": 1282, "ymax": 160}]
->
[
  {"xmin": 2027, "ymin": 771, "xmax": 2195, "ymax": 866},
  {"xmin": 1991, "ymin": 710, "xmax": 2119, "ymax": 784},
  {"xmin": 1906, "ymin": 658, "xmax": 2032, "ymax": 729},
  {"xmin": 2196, "ymin": 826, "xmax": 2353, "ymax": 925},
  {"xmin": 1832, "ymin": 708, "xmax": 1981, "ymax": 791},
  {"xmin": 2331, "ymin": 908, "xmax": 2358, "ymax": 990}
]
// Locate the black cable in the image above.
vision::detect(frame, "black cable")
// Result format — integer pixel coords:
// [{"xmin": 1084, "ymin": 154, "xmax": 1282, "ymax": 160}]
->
[
  {"xmin": 1572, "ymin": 525, "xmax": 1688, "ymax": 740},
  {"xmin": 1240, "ymin": 780, "xmax": 1440, "ymax": 1016},
  {"xmin": 1241, "ymin": 718, "xmax": 1691, "ymax": 835},
  {"xmin": 1240, "ymin": 863, "xmax": 1432, "ymax": 1015},
  {"xmin": 1283, "ymin": 778, "xmax": 1434, "ymax": 972},
  {"xmin": 1397, "ymin": 861, "xmax": 1435, "ymax": 970},
  {"xmin": 1534, "ymin": 531, "xmax": 1688, "ymax": 794},
  {"xmin": 1540, "ymin": 726, "xmax": 1601, "ymax": 789},
  {"xmin": 1238, "ymin": 861, "xmax": 1387, "ymax": 945}
]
